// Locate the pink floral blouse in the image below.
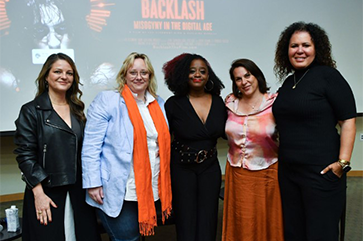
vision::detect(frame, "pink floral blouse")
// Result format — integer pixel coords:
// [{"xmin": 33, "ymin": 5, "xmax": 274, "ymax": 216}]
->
[{"xmin": 225, "ymin": 93, "xmax": 278, "ymax": 170}]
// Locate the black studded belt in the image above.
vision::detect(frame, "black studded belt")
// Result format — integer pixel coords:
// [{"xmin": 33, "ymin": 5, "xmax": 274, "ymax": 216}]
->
[{"xmin": 172, "ymin": 140, "xmax": 217, "ymax": 164}]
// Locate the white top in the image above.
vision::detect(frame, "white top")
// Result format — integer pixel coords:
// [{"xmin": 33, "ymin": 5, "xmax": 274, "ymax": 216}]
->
[{"xmin": 124, "ymin": 91, "xmax": 160, "ymax": 201}]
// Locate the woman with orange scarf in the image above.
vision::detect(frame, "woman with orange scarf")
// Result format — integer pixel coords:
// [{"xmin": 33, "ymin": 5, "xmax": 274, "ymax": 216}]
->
[{"xmin": 82, "ymin": 52, "xmax": 172, "ymax": 241}]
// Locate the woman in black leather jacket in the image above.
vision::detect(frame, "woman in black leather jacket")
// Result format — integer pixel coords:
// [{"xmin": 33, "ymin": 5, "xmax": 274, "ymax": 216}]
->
[{"xmin": 14, "ymin": 53, "xmax": 101, "ymax": 241}]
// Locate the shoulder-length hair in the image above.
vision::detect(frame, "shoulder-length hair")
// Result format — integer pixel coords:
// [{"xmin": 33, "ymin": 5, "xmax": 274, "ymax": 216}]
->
[
  {"xmin": 116, "ymin": 52, "xmax": 158, "ymax": 98},
  {"xmin": 274, "ymin": 21, "xmax": 336, "ymax": 81},
  {"xmin": 163, "ymin": 53, "xmax": 224, "ymax": 96},
  {"xmin": 36, "ymin": 53, "xmax": 85, "ymax": 123},
  {"xmin": 229, "ymin": 59, "xmax": 270, "ymax": 99}
]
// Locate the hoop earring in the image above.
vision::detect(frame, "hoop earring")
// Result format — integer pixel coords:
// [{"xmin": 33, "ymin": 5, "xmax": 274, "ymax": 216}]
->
[{"xmin": 204, "ymin": 79, "xmax": 214, "ymax": 91}]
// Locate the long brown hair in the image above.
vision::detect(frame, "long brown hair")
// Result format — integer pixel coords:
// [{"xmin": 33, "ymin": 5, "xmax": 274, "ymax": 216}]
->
[
  {"xmin": 229, "ymin": 59, "xmax": 269, "ymax": 99},
  {"xmin": 36, "ymin": 53, "xmax": 86, "ymax": 123}
]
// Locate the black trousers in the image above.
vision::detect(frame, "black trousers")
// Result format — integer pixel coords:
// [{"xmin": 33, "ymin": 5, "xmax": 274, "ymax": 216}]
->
[
  {"xmin": 171, "ymin": 157, "xmax": 221, "ymax": 241},
  {"xmin": 278, "ymin": 162, "xmax": 346, "ymax": 241},
  {"xmin": 22, "ymin": 174, "xmax": 101, "ymax": 241}
]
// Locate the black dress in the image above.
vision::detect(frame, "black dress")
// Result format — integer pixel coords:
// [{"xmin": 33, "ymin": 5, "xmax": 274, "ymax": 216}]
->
[
  {"xmin": 21, "ymin": 114, "xmax": 101, "ymax": 241},
  {"xmin": 272, "ymin": 65, "xmax": 356, "ymax": 241},
  {"xmin": 165, "ymin": 94, "xmax": 227, "ymax": 241}
]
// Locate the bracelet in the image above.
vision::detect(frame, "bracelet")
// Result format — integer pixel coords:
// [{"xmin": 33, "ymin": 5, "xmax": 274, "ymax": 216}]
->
[{"xmin": 338, "ymin": 159, "xmax": 350, "ymax": 168}]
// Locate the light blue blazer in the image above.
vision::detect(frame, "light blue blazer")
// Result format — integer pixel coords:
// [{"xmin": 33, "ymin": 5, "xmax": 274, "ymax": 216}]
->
[{"xmin": 82, "ymin": 90, "xmax": 167, "ymax": 218}]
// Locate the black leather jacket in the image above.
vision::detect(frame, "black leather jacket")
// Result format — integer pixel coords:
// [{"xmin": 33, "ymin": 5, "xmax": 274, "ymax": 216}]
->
[{"xmin": 14, "ymin": 91, "xmax": 84, "ymax": 188}]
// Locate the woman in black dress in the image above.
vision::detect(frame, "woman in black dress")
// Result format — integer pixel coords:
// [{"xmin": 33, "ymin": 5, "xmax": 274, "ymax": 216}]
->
[
  {"xmin": 163, "ymin": 53, "xmax": 226, "ymax": 241},
  {"xmin": 14, "ymin": 53, "xmax": 101, "ymax": 241},
  {"xmin": 273, "ymin": 22, "xmax": 356, "ymax": 241}
]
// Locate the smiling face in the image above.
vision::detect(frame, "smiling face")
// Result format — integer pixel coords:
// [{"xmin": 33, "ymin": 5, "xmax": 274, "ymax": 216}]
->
[
  {"xmin": 125, "ymin": 58, "xmax": 149, "ymax": 97},
  {"xmin": 288, "ymin": 31, "xmax": 316, "ymax": 70},
  {"xmin": 46, "ymin": 59, "xmax": 74, "ymax": 94},
  {"xmin": 188, "ymin": 59, "xmax": 209, "ymax": 91},
  {"xmin": 233, "ymin": 66, "xmax": 260, "ymax": 98}
]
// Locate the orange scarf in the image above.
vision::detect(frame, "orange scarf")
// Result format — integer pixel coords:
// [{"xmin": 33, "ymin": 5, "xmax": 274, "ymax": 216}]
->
[{"xmin": 121, "ymin": 85, "xmax": 172, "ymax": 236}]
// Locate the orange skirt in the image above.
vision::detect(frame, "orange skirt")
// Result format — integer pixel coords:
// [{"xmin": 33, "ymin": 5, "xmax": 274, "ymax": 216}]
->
[{"xmin": 222, "ymin": 162, "xmax": 284, "ymax": 241}]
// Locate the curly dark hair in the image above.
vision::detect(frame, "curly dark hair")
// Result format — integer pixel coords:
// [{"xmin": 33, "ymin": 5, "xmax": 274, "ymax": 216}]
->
[
  {"xmin": 229, "ymin": 59, "xmax": 270, "ymax": 99},
  {"xmin": 163, "ymin": 53, "xmax": 224, "ymax": 96},
  {"xmin": 36, "ymin": 53, "xmax": 86, "ymax": 123},
  {"xmin": 274, "ymin": 21, "xmax": 336, "ymax": 81}
]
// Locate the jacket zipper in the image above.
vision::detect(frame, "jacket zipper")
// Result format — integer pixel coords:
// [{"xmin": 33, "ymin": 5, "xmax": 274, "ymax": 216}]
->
[
  {"xmin": 21, "ymin": 172, "xmax": 34, "ymax": 189},
  {"xmin": 43, "ymin": 144, "xmax": 47, "ymax": 168},
  {"xmin": 45, "ymin": 121, "xmax": 78, "ymax": 174}
]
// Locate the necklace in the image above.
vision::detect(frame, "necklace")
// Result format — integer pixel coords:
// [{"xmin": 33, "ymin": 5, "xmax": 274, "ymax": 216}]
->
[
  {"xmin": 52, "ymin": 102, "xmax": 68, "ymax": 106},
  {"xmin": 292, "ymin": 69, "xmax": 310, "ymax": 89},
  {"xmin": 249, "ymin": 100, "xmax": 259, "ymax": 110},
  {"xmin": 240, "ymin": 95, "xmax": 263, "ymax": 112}
]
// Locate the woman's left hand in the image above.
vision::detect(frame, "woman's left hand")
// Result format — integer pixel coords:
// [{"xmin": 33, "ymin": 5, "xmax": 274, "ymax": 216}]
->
[
  {"xmin": 320, "ymin": 162, "xmax": 344, "ymax": 178},
  {"xmin": 88, "ymin": 186, "xmax": 104, "ymax": 205}
]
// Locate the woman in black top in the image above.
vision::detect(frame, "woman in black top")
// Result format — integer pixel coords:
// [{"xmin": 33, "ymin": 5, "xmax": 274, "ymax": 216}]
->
[
  {"xmin": 163, "ymin": 53, "xmax": 226, "ymax": 241},
  {"xmin": 273, "ymin": 22, "xmax": 356, "ymax": 241},
  {"xmin": 14, "ymin": 53, "xmax": 101, "ymax": 241}
]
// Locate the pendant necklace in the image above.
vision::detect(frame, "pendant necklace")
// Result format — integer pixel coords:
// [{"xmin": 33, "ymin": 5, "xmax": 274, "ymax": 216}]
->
[
  {"xmin": 249, "ymin": 98, "xmax": 261, "ymax": 110},
  {"xmin": 292, "ymin": 69, "xmax": 310, "ymax": 89},
  {"xmin": 240, "ymin": 95, "xmax": 263, "ymax": 112}
]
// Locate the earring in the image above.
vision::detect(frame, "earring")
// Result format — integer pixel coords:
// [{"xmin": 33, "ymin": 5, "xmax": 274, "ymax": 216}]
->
[
  {"xmin": 204, "ymin": 79, "xmax": 214, "ymax": 91},
  {"xmin": 45, "ymin": 80, "xmax": 49, "ymax": 88}
]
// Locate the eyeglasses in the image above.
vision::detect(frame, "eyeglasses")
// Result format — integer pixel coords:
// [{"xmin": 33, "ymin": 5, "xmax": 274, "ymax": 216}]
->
[{"xmin": 128, "ymin": 70, "xmax": 149, "ymax": 78}]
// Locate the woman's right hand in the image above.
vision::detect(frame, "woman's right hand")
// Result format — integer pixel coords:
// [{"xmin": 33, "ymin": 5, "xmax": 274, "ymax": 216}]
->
[
  {"xmin": 32, "ymin": 184, "xmax": 57, "ymax": 225},
  {"xmin": 88, "ymin": 186, "xmax": 104, "ymax": 205}
]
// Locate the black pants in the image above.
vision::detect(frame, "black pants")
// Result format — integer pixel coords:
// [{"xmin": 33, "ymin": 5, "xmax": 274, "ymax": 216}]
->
[
  {"xmin": 171, "ymin": 157, "xmax": 221, "ymax": 241},
  {"xmin": 278, "ymin": 162, "xmax": 346, "ymax": 241},
  {"xmin": 22, "ymin": 175, "xmax": 101, "ymax": 241}
]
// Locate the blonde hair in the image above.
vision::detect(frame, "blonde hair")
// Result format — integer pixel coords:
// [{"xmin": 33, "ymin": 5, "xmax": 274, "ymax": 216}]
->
[{"xmin": 116, "ymin": 52, "xmax": 157, "ymax": 98}]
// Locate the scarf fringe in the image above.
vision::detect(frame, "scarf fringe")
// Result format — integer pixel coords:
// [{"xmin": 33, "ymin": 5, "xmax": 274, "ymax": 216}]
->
[
  {"xmin": 139, "ymin": 218, "xmax": 157, "ymax": 236},
  {"xmin": 139, "ymin": 207, "xmax": 173, "ymax": 236},
  {"xmin": 161, "ymin": 207, "xmax": 172, "ymax": 224}
]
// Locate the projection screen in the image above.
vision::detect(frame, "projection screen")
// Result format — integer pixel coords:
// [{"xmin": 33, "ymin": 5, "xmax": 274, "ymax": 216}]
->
[{"xmin": 0, "ymin": 0, "xmax": 362, "ymax": 132}]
